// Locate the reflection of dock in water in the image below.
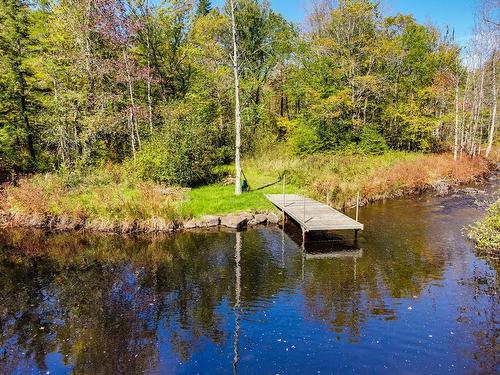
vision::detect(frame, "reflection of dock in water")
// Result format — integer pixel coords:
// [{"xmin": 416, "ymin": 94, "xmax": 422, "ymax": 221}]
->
[
  {"xmin": 304, "ymin": 249, "xmax": 363, "ymax": 260},
  {"xmin": 278, "ymin": 215, "xmax": 363, "ymax": 250},
  {"xmin": 300, "ymin": 246, "xmax": 363, "ymax": 281}
]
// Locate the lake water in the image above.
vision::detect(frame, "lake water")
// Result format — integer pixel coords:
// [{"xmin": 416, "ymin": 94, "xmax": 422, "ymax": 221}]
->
[{"xmin": 0, "ymin": 182, "xmax": 498, "ymax": 374}]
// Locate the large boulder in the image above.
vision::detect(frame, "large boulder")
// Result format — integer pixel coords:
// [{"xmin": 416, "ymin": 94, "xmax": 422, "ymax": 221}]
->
[
  {"xmin": 183, "ymin": 215, "xmax": 220, "ymax": 229},
  {"xmin": 239, "ymin": 212, "xmax": 254, "ymax": 222},
  {"xmin": 199, "ymin": 215, "xmax": 221, "ymax": 227},
  {"xmin": 221, "ymin": 214, "xmax": 249, "ymax": 229},
  {"xmin": 249, "ymin": 213, "xmax": 268, "ymax": 226},
  {"xmin": 266, "ymin": 212, "xmax": 280, "ymax": 224}
]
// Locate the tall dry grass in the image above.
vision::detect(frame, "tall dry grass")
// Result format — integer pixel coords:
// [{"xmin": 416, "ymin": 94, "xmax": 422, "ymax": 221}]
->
[
  {"xmin": 0, "ymin": 165, "xmax": 182, "ymax": 230},
  {"xmin": 245, "ymin": 151, "xmax": 491, "ymax": 208},
  {"xmin": 357, "ymin": 154, "xmax": 489, "ymax": 203}
]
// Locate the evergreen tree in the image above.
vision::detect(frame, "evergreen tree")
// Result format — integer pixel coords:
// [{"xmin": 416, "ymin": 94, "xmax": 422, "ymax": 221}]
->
[
  {"xmin": 196, "ymin": 0, "xmax": 212, "ymax": 17},
  {"xmin": 0, "ymin": 0, "xmax": 39, "ymax": 169}
]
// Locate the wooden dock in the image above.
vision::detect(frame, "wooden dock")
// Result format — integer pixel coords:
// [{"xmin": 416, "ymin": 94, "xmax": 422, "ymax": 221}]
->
[{"xmin": 265, "ymin": 194, "xmax": 363, "ymax": 238}]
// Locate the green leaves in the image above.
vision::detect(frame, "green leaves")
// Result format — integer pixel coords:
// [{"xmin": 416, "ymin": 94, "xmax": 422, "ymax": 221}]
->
[
  {"xmin": 469, "ymin": 200, "xmax": 500, "ymax": 255},
  {"xmin": 135, "ymin": 102, "xmax": 226, "ymax": 187},
  {"xmin": 0, "ymin": 0, "xmax": 468, "ymax": 182}
]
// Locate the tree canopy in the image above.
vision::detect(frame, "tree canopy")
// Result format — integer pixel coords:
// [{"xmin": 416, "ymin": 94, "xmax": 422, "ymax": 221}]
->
[{"xmin": 0, "ymin": 0, "xmax": 496, "ymax": 185}]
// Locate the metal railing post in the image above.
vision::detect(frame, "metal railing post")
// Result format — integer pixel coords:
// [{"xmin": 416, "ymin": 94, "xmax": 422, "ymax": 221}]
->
[{"xmin": 303, "ymin": 194, "xmax": 306, "ymax": 222}]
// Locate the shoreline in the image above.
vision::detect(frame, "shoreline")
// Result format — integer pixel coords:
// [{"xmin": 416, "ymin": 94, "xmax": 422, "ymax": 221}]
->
[{"xmin": 0, "ymin": 170, "xmax": 494, "ymax": 235}]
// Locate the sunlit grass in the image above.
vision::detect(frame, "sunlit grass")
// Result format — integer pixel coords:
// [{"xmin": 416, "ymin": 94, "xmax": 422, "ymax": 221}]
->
[{"xmin": 181, "ymin": 180, "xmax": 300, "ymax": 218}]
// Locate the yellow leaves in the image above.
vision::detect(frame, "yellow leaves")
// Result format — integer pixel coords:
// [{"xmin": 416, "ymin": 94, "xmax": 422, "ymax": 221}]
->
[
  {"xmin": 190, "ymin": 11, "xmax": 228, "ymax": 48},
  {"xmin": 312, "ymin": 37, "xmax": 339, "ymax": 55},
  {"xmin": 352, "ymin": 74, "xmax": 380, "ymax": 96},
  {"xmin": 384, "ymin": 14, "xmax": 415, "ymax": 30},
  {"xmin": 312, "ymin": 88, "xmax": 353, "ymax": 120},
  {"xmin": 276, "ymin": 117, "xmax": 296, "ymax": 135},
  {"xmin": 189, "ymin": 12, "xmax": 228, "ymax": 74}
]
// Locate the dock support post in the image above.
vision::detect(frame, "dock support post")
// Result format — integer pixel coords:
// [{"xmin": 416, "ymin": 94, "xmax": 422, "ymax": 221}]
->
[
  {"xmin": 354, "ymin": 229, "xmax": 359, "ymax": 242},
  {"xmin": 356, "ymin": 192, "xmax": 360, "ymax": 222}
]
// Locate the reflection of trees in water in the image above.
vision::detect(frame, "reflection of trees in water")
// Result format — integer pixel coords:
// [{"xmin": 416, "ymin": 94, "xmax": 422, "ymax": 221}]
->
[
  {"xmin": 0, "ymin": 257, "xmax": 58, "ymax": 373},
  {"xmin": 296, "ymin": 217, "xmax": 447, "ymax": 342},
  {"xmin": 301, "ymin": 257, "xmax": 374, "ymax": 342},
  {"xmin": 0, "ymin": 229, "xmax": 286, "ymax": 373},
  {"xmin": 457, "ymin": 263, "xmax": 499, "ymax": 374},
  {"xmin": 1, "ymin": 218, "xmax": 493, "ymax": 373},
  {"xmin": 0, "ymin": 255, "xmax": 164, "ymax": 373}
]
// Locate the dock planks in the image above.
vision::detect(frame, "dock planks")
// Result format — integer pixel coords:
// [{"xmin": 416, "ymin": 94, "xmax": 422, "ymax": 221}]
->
[{"xmin": 265, "ymin": 194, "xmax": 363, "ymax": 233}]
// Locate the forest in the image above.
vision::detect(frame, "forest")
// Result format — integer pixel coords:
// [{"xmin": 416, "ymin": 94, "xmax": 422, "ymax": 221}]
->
[{"xmin": 0, "ymin": 0, "xmax": 498, "ymax": 230}]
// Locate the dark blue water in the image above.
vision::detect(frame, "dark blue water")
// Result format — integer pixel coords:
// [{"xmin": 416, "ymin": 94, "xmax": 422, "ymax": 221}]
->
[{"xmin": 0, "ymin": 184, "xmax": 498, "ymax": 374}]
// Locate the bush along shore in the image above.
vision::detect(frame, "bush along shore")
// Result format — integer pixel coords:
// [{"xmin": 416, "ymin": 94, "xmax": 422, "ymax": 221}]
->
[
  {"xmin": 468, "ymin": 200, "xmax": 500, "ymax": 257},
  {"xmin": 0, "ymin": 152, "xmax": 495, "ymax": 235}
]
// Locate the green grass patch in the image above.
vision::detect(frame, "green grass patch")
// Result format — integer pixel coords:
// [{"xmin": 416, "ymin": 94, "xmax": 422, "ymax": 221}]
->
[
  {"xmin": 181, "ymin": 180, "xmax": 300, "ymax": 218},
  {"xmin": 180, "ymin": 150, "xmax": 421, "ymax": 217}
]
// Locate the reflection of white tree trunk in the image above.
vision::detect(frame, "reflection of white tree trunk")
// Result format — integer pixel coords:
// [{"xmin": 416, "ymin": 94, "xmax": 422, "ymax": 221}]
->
[
  {"xmin": 354, "ymin": 257, "xmax": 357, "ymax": 281},
  {"xmin": 282, "ymin": 231, "xmax": 286, "ymax": 268},
  {"xmin": 301, "ymin": 251, "xmax": 305, "ymax": 281},
  {"xmin": 233, "ymin": 232, "xmax": 241, "ymax": 375}
]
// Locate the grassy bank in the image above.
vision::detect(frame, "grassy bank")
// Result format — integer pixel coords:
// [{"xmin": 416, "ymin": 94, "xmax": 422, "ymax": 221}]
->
[
  {"xmin": 182, "ymin": 151, "xmax": 491, "ymax": 217},
  {"xmin": 0, "ymin": 151, "xmax": 493, "ymax": 232},
  {"xmin": 468, "ymin": 200, "xmax": 500, "ymax": 257}
]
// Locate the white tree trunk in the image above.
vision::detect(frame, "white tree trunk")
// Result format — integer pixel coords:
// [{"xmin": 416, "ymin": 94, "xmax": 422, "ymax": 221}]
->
[
  {"xmin": 471, "ymin": 65, "xmax": 485, "ymax": 157},
  {"xmin": 230, "ymin": 0, "xmax": 242, "ymax": 195},
  {"xmin": 145, "ymin": 0, "xmax": 153, "ymax": 134},
  {"xmin": 123, "ymin": 47, "xmax": 141, "ymax": 150},
  {"xmin": 486, "ymin": 51, "xmax": 497, "ymax": 157},
  {"xmin": 129, "ymin": 110, "xmax": 136, "ymax": 161},
  {"xmin": 460, "ymin": 72, "xmax": 470, "ymax": 158},
  {"xmin": 454, "ymin": 73, "xmax": 460, "ymax": 160}
]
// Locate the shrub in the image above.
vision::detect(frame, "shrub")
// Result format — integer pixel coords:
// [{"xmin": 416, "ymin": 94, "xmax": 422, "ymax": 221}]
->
[
  {"xmin": 135, "ymin": 106, "xmax": 226, "ymax": 187},
  {"xmin": 359, "ymin": 126, "xmax": 388, "ymax": 155},
  {"xmin": 289, "ymin": 118, "xmax": 321, "ymax": 155},
  {"xmin": 468, "ymin": 200, "xmax": 500, "ymax": 255}
]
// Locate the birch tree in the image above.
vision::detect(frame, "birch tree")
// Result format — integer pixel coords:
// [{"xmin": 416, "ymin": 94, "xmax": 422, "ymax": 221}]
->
[
  {"xmin": 229, "ymin": 0, "xmax": 242, "ymax": 195},
  {"xmin": 482, "ymin": 0, "xmax": 499, "ymax": 157},
  {"xmin": 486, "ymin": 50, "xmax": 497, "ymax": 157},
  {"xmin": 453, "ymin": 66, "xmax": 460, "ymax": 160}
]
